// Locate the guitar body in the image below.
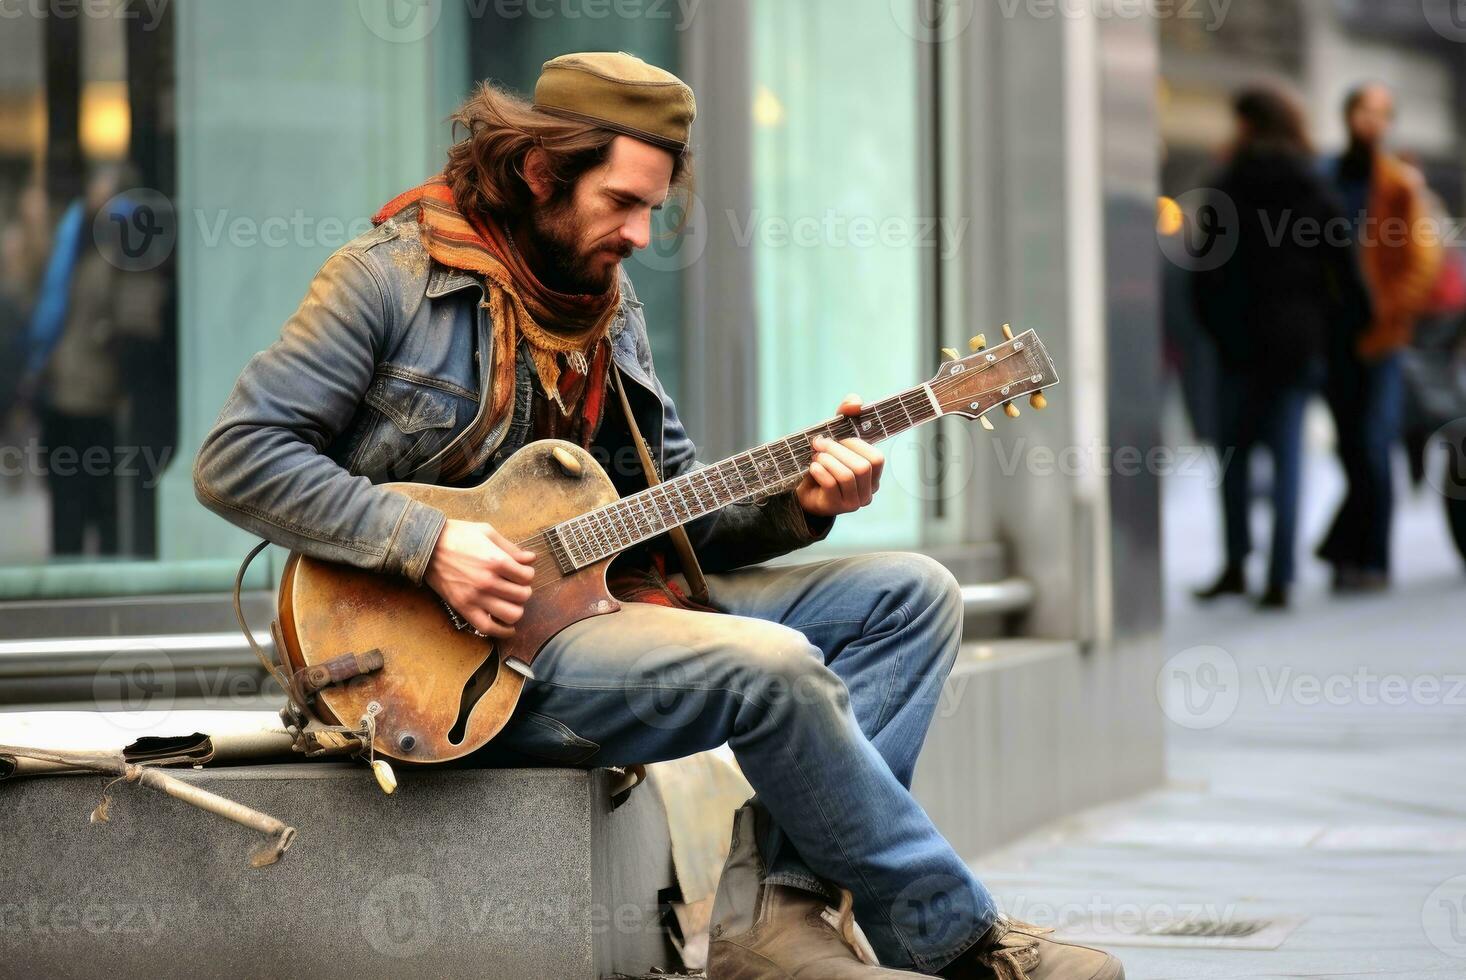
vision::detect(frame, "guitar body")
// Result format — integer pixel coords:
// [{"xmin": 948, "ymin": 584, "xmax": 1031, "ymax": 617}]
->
[
  {"xmin": 273, "ymin": 327, "xmax": 1061, "ymax": 766},
  {"xmin": 276, "ymin": 441, "xmax": 622, "ymax": 764}
]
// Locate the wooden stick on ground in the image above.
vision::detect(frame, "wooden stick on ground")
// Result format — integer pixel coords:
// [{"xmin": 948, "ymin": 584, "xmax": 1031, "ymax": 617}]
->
[{"xmin": 0, "ymin": 743, "xmax": 297, "ymax": 868}]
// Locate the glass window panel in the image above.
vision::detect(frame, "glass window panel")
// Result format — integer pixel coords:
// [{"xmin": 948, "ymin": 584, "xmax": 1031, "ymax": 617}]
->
[
  {"xmin": 751, "ymin": 0, "xmax": 924, "ymax": 549},
  {"xmin": 0, "ymin": 0, "xmax": 470, "ymax": 598}
]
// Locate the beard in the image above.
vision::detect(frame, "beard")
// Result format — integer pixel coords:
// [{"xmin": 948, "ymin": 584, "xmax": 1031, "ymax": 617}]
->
[{"xmin": 523, "ymin": 193, "xmax": 631, "ymax": 295}]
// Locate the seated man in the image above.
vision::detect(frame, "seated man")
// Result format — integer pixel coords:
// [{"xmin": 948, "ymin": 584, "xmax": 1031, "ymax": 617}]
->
[{"xmin": 194, "ymin": 52, "xmax": 1120, "ymax": 980}]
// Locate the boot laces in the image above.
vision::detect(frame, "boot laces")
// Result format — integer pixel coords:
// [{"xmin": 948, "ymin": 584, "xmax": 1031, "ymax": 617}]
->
[{"xmin": 970, "ymin": 916, "xmax": 1052, "ymax": 980}]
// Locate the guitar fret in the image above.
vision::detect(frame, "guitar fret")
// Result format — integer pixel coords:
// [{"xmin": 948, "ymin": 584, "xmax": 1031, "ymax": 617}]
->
[
  {"xmin": 540, "ymin": 331, "xmax": 1060, "ymax": 571},
  {"xmin": 732, "ymin": 455, "xmax": 755, "ymax": 494},
  {"xmin": 557, "ymin": 391, "xmax": 936, "ymax": 571},
  {"xmin": 651, "ymin": 485, "xmax": 670, "ymax": 529},
  {"xmin": 683, "ymin": 473, "xmax": 702, "ymax": 513},
  {"xmin": 670, "ymin": 480, "xmax": 688, "ymax": 515},
  {"xmin": 712, "ymin": 464, "xmax": 739, "ymax": 501}
]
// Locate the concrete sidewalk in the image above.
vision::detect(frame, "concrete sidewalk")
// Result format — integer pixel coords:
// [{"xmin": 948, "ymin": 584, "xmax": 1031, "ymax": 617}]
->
[{"xmin": 971, "ymin": 443, "xmax": 1466, "ymax": 978}]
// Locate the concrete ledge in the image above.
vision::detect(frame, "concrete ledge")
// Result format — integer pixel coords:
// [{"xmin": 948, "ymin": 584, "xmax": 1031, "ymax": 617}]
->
[
  {"xmin": 914, "ymin": 638, "xmax": 1164, "ymax": 859},
  {"xmin": 0, "ymin": 764, "xmax": 677, "ymax": 980}
]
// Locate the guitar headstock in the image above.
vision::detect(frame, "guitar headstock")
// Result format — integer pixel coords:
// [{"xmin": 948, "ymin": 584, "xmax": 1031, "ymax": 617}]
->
[{"xmin": 928, "ymin": 325, "xmax": 1060, "ymax": 426}]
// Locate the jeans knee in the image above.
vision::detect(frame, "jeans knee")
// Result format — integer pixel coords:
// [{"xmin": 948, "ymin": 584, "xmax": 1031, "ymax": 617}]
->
[
  {"xmin": 889, "ymin": 552, "xmax": 964, "ymax": 628},
  {"xmin": 740, "ymin": 628, "xmax": 847, "ymax": 714}
]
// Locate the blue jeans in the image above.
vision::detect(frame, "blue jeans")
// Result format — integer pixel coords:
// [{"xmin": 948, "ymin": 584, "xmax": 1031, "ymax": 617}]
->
[
  {"xmin": 1216, "ymin": 373, "xmax": 1313, "ymax": 588},
  {"xmin": 1321, "ymin": 352, "xmax": 1404, "ymax": 574},
  {"xmin": 479, "ymin": 553, "xmax": 999, "ymax": 972}
]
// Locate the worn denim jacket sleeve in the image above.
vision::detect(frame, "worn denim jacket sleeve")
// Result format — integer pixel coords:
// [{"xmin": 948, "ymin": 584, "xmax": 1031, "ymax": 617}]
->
[
  {"xmin": 651, "ymin": 363, "xmax": 835, "ymax": 573},
  {"xmin": 192, "ymin": 250, "xmax": 446, "ymax": 585}
]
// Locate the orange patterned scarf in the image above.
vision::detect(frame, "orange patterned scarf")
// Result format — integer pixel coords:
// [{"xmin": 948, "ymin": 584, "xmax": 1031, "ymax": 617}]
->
[{"xmin": 373, "ymin": 176, "xmax": 620, "ymax": 436}]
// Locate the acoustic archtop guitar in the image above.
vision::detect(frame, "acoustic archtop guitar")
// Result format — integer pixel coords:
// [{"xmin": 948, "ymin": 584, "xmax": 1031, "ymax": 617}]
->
[{"xmin": 276, "ymin": 326, "xmax": 1060, "ymax": 763}]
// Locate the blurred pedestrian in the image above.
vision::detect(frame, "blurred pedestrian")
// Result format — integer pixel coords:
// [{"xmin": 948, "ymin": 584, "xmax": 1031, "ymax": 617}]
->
[
  {"xmin": 25, "ymin": 167, "xmax": 162, "ymax": 557},
  {"xmin": 1192, "ymin": 86, "xmax": 1371, "ymax": 610},
  {"xmin": 1317, "ymin": 83, "xmax": 1442, "ymax": 591}
]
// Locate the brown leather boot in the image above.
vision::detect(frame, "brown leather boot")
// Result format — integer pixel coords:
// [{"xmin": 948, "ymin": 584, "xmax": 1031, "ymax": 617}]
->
[
  {"xmin": 707, "ymin": 803, "xmax": 927, "ymax": 978},
  {"xmin": 933, "ymin": 917, "xmax": 1124, "ymax": 980}
]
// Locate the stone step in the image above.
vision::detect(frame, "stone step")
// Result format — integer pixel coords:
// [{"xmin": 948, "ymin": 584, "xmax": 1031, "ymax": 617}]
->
[{"xmin": 0, "ymin": 764, "xmax": 678, "ymax": 980}]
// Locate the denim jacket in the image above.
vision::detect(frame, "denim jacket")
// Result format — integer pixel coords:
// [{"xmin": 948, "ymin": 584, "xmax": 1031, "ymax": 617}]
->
[{"xmin": 193, "ymin": 210, "xmax": 828, "ymax": 584}]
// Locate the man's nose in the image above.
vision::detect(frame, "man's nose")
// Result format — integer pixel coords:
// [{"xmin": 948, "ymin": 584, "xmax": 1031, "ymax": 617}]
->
[{"xmin": 621, "ymin": 210, "xmax": 652, "ymax": 251}]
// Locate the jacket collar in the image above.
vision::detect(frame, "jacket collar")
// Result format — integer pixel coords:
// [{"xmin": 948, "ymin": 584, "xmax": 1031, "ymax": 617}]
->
[{"xmin": 425, "ymin": 264, "xmax": 482, "ymax": 300}]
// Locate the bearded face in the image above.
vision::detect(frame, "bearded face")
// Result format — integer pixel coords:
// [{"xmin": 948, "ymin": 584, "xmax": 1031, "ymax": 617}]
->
[
  {"xmin": 523, "ymin": 189, "xmax": 635, "ymax": 296},
  {"xmin": 514, "ymin": 136, "xmax": 674, "ymax": 296}
]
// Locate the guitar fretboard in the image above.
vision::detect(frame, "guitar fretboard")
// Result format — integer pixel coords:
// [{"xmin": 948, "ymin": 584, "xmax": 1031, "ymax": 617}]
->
[{"xmin": 545, "ymin": 385, "xmax": 941, "ymax": 571}]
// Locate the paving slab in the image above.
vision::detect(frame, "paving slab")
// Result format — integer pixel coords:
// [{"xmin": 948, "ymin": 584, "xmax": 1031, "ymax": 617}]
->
[{"xmin": 969, "ymin": 448, "xmax": 1466, "ymax": 979}]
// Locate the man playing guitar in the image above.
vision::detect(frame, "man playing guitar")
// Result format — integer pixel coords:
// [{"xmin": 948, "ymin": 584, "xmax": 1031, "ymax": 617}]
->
[{"xmin": 195, "ymin": 52, "xmax": 1120, "ymax": 980}]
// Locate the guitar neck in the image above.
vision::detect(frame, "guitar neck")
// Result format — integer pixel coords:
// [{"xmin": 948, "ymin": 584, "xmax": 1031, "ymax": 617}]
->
[{"xmin": 544, "ymin": 384, "xmax": 942, "ymax": 572}]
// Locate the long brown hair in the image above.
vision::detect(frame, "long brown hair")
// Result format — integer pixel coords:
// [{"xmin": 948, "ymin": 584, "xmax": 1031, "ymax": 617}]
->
[{"xmin": 443, "ymin": 81, "xmax": 694, "ymax": 221}]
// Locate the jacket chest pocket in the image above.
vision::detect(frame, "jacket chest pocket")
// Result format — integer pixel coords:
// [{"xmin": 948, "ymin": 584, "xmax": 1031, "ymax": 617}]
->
[{"xmin": 347, "ymin": 374, "xmax": 462, "ymax": 481}]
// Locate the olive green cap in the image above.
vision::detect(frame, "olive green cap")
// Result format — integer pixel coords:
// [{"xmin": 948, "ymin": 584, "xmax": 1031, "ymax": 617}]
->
[{"xmin": 533, "ymin": 51, "xmax": 696, "ymax": 152}]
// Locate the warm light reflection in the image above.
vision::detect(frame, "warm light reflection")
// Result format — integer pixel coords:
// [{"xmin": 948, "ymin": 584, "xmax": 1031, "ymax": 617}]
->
[
  {"xmin": 0, "ymin": 92, "xmax": 45, "ymax": 157},
  {"xmin": 752, "ymin": 84, "xmax": 786, "ymax": 128},
  {"xmin": 81, "ymin": 81, "xmax": 131, "ymax": 160},
  {"xmin": 1156, "ymin": 195, "xmax": 1184, "ymax": 237}
]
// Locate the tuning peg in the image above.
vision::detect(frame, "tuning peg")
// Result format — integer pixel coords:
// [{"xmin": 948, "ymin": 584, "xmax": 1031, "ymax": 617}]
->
[
  {"xmin": 1004, "ymin": 402, "xmax": 1020, "ymax": 419},
  {"xmin": 969, "ymin": 334, "xmax": 987, "ymax": 352},
  {"xmin": 1002, "ymin": 323, "xmax": 1015, "ymax": 341},
  {"xmin": 979, "ymin": 415, "xmax": 995, "ymax": 431},
  {"xmin": 1030, "ymin": 392, "xmax": 1048, "ymax": 410},
  {"xmin": 941, "ymin": 347, "xmax": 960, "ymax": 362}
]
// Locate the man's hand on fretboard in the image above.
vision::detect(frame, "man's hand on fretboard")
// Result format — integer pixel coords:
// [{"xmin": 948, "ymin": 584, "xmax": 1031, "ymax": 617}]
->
[{"xmin": 795, "ymin": 396, "xmax": 886, "ymax": 518}]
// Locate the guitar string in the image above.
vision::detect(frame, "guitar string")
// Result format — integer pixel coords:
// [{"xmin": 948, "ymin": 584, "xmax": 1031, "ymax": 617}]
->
[
  {"xmin": 540, "ymin": 363, "xmax": 1045, "ymax": 568},
  {"xmin": 512, "ymin": 348, "xmax": 1046, "ymax": 569}
]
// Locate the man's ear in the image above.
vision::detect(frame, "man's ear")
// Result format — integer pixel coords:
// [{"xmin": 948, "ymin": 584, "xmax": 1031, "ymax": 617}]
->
[{"xmin": 523, "ymin": 148, "xmax": 555, "ymax": 205}]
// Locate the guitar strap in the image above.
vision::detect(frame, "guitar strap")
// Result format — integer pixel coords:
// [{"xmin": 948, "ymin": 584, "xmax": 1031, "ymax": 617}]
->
[{"xmin": 611, "ymin": 364, "xmax": 710, "ymax": 605}]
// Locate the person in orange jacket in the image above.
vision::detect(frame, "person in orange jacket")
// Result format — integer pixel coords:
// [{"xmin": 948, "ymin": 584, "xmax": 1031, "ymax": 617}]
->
[{"xmin": 1319, "ymin": 82, "xmax": 1442, "ymax": 591}]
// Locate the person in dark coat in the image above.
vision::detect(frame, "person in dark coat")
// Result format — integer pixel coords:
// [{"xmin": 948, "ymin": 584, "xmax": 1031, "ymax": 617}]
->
[{"xmin": 1192, "ymin": 87, "xmax": 1372, "ymax": 609}]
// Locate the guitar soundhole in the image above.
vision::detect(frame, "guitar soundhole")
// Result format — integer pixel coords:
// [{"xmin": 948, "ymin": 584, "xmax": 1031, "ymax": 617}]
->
[{"xmin": 448, "ymin": 651, "xmax": 502, "ymax": 746}]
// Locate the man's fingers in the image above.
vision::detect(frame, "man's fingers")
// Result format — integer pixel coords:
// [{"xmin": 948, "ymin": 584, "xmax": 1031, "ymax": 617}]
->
[
  {"xmin": 491, "ymin": 555, "xmax": 536, "ymax": 586},
  {"xmin": 463, "ymin": 606, "xmax": 515, "ymax": 639},
  {"xmin": 822, "ymin": 439, "xmax": 874, "ymax": 484},
  {"xmin": 840, "ymin": 438, "xmax": 884, "ymax": 466},
  {"xmin": 813, "ymin": 443, "xmax": 860, "ymax": 509},
  {"xmin": 481, "ymin": 597, "xmax": 527, "ymax": 627},
  {"xmin": 837, "ymin": 394, "xmax": 863, "ymax": 416},
  {"xmin": 814, "ymin": 443, "xmax": 856, "ymax": 483},
  {"xmin": 808, "ymin": 460, "xmax": 838, "ymax": 489},
  {"xmin": 484, "ymin": 579, "xmax": 533, "ymax": 605},
  {"xmin": 485, "ymin": 526, "xmax": 536, "ymax": 564},
  {"xmin": 822, "ymin": 439, "xmax": 875, "ymax": 505},
  {"xmin": 841, "ymin": 438, "xmax": 884, "ymax": 492}
]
